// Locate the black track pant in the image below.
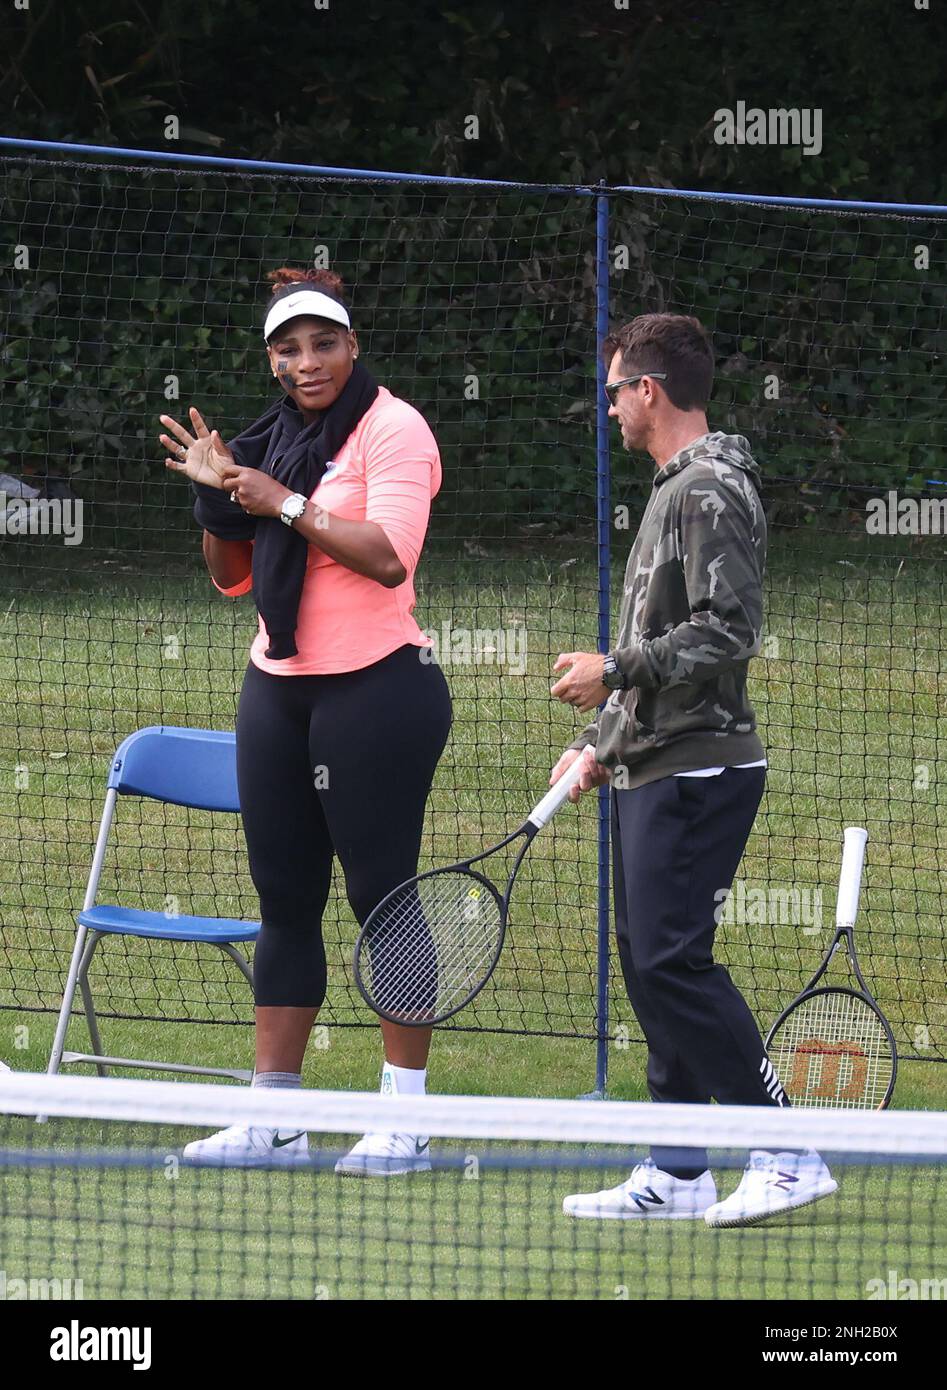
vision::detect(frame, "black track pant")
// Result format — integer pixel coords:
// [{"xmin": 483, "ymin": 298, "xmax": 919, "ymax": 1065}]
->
[
  {"xmin": 611, "ymin": 767, "xmax": 785, "ymax": 1176},
  {"xmin": 236, "ymin": 644, "xmax": 452, "ymax": 1008}
]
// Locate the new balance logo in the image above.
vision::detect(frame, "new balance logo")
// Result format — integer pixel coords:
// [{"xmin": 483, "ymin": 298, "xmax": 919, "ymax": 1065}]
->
[
  {"xmin": 630, "ymin": 1187, "xmax": 665, "ymax": 1211},
  {"xmin": 771, "ymin": 1171, "xmax": 799, "ymax": 1193}
]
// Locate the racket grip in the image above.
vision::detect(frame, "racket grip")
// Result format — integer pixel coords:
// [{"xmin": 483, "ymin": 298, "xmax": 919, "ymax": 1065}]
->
[
  {"xmin": 836, "ymin": 826, "xmax": 868, "ymax": 927},
  {"xmin": 528, "ymin": 749, "xmax": 595, "ymax": 830}
]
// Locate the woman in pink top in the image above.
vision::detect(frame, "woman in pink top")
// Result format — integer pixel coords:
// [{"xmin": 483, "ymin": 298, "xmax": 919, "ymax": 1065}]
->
[{"xmin": 159, "ymin": 267, "xmax": 451, "ymax": 1174}]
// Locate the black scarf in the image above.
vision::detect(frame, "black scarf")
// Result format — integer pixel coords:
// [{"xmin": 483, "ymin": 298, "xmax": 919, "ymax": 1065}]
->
[{"xmin": 192, "ymin": 361, "xmax": 379, "ymax": 659}]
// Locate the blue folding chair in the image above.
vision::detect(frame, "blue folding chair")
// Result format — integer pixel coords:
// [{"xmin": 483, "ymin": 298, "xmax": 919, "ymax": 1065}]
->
[{"xmin": 48, "ymin": 726, "xmax": 260, "ymax": 1082}]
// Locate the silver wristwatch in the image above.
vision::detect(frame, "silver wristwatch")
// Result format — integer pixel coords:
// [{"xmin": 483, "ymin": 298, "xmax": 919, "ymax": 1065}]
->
[
  {"xmin": 280, "ymin": 492, "xmax": 308, "ymax": 527},
  {"xmin": 602, "ymin": 653, "xmax": 626, "ymax": 690}
]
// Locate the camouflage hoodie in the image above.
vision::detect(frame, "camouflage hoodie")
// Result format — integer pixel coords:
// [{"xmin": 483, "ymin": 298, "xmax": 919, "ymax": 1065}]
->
[{"xmin": 569, "ymin": 431, "xmax": 766, "ymax": 787}]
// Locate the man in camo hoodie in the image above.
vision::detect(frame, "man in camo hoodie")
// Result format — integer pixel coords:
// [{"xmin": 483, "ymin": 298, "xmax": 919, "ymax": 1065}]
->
[{"xmin": 552, "ymin": 314, "xmax": 836, "ymax": 1228}]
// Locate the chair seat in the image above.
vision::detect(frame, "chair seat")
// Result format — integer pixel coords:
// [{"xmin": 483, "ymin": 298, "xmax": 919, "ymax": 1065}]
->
[{"xmin": 77, "ymin": 904, "xmax": 260, "ymax": 944}]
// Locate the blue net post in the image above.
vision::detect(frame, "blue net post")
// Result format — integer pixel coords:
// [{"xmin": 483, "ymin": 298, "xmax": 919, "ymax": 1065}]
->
[{"xmin": 590, "ymin": 186, "xmax": 612, "ymax": 1099}]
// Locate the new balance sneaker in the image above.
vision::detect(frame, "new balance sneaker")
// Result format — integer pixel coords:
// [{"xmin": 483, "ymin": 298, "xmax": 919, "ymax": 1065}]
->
[
  {"xmin": 334, "ymin": 1132, "xmax": 431, "ymax": 1177},
  {"xmin": 182, "ymin": 1124, "xmax": 309, "ymax": 1167},
  {"xmin": 703, "ymin": 1149, "xmax": 837, "ymax": 1228},
  {"xmin": 563, "ymin": 1158, "xmax": 717, "ymax": 1220}
]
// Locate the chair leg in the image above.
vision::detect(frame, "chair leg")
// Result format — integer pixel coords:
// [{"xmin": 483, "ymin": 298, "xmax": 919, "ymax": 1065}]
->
[
  {"xmin": 76, "ymin": 931, "xmax": 107, "ymax": 1077},
  {"xmin": 48, "ymin": 923, "xmax": 90, "ymax": 1076},
  {"xmin": 219, "ymin": 942, "xmax": 254, "ymax": 991},
  {"xmin": 51, "ymin": 784, "xmax": 117, "ymax": 1078}
]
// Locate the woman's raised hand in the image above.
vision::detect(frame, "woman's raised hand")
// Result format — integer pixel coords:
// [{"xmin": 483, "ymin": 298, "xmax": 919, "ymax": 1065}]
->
[{"xmin": 159, "ymin": 407, "xmax": 235, "ymax": 488}]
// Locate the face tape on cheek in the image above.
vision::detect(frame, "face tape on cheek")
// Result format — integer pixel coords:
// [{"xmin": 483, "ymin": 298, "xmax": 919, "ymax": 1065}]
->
[{"xmin": 276, "ymin": 360, "xmax": 297, "ymax": 389}]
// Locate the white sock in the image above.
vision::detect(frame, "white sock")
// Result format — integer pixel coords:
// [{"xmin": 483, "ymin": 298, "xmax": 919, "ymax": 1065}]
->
[{"xmin": 381, "ymin": 1061, "xmax": 427, "ymax": 1096}]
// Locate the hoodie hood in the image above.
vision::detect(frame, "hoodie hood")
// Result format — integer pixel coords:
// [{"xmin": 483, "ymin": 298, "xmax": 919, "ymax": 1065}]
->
[{"xmin": 655, "ymin": 431, "xmax": 761, "ymax": 488}]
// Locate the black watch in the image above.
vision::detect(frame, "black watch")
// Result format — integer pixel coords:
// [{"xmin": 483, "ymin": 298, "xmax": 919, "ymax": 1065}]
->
[{"xmin": 602, "ymin": 653, "xmax": 625, "ymax": 690}]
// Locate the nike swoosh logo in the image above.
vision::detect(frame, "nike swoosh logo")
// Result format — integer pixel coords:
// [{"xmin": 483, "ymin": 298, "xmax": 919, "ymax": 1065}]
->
[
  {"xmin": 415, "ymin": 1140, "xmax": 430, "ymax": 1155},
  {"xmin": 272, "ymin": 1131, "xmax": 305, "ymax": 1148}
]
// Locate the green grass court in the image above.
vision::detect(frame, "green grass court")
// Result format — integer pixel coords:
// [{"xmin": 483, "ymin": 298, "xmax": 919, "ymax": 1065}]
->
[
  {"xmin": 2, "ymin": 1143, "xmax": 941, "ymax": 1300},
  {"xmin": 1, "ymin": 539, "xmax": 945, "ymax": 1297}
]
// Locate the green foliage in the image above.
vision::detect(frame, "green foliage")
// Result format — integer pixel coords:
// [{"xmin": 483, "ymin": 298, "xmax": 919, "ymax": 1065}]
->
[
  {"xmin": 0, "ymin": 2, "xmax": 943, "ymax": 531},
  {"xmin": 1, "ymin": 1, "xmax": 944, "ymax": 200},
  {"xmin": 1, "ymin": 159, "xmax": 942, "ymax": 535}
]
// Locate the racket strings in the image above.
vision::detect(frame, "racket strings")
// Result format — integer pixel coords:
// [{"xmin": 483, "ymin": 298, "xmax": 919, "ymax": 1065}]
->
[
  {"xmin": 360, "ymin": 871, "xmax": 504, "ymax": 1022},
  {"xmin": 768, "ymin": 992, "xmax": 893, "ymax": 1109},
  {"xmin": 364, "ymin": 886, "xmax": 500, "ymax": 1017}
]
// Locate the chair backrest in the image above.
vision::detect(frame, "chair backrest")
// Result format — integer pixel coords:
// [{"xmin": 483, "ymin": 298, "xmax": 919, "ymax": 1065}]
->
[{"xmin": 107, "ymin": 726, "xmax": 240, "ymax": 812}]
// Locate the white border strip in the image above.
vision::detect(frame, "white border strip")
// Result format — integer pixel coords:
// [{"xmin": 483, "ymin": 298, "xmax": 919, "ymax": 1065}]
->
[{"xmin": 1, "ymin": 1073, "xmax": 945, "ymax": 1155}]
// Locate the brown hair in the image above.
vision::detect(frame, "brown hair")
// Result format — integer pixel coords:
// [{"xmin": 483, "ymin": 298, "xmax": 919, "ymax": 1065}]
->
[
  {"xmin": 265, "ymin": 265, "xmax": 347, "ymax": 309},
  {"xmin": 602, "ymin": 313, "xmax": 714, "ymax": 411}
]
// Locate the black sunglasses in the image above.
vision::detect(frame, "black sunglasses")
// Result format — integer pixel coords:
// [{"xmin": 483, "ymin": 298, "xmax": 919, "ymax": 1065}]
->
[{"xmin": 604, "ymin": 372, "xmax": 668, "ymax": 407}]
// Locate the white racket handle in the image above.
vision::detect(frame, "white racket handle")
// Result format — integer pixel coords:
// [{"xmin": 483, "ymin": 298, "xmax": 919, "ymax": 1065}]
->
[
  {"xmin": 836, "ymin": 826, "xmax": 868, "ymax": 928},
  {"xmin": 528, "ymin": 748, "xmax": 597, "ymax": 831}
]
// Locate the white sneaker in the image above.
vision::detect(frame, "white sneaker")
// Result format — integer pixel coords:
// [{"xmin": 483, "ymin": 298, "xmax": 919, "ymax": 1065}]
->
[
  {"xmin": 704, "ymin": 1149, "xmax": 838, "ymax": 1228},
  {"xmin": 334, "ymin": 1132, "xmax": 431, "ymax": 1177},
  {"xmin": 563, "ymin": 1158, "xmax": 717, "ymax": 1220},
  {"xmin": 182, "ymin": 1124, "xmax": 309, "ymax": 1167}
]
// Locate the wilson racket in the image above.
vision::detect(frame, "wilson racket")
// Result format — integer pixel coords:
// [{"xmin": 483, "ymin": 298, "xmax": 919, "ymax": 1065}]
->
[
  {"xmin": 765, "ymin": 826, "xmax": 896, "ymax": 1110},
  {"xmin": 354, "ymin": 751, "xmax": 593, "ymax": 1025}
]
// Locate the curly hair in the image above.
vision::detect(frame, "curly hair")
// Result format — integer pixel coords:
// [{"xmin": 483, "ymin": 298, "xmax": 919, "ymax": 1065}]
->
[{"xmin": 265, "ymin": 265, "xmax": 347, "ymax": 308}]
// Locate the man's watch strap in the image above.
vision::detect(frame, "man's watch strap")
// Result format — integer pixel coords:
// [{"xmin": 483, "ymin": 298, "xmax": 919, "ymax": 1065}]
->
[{"xmin": 602, "ymin": 652, "xmax": 626, "ymax": 690}]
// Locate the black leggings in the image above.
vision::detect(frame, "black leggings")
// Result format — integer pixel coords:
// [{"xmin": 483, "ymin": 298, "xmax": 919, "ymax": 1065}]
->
[{"xmin": 236, "ymin": 644, "xmax": 452, "ymax": 1008}]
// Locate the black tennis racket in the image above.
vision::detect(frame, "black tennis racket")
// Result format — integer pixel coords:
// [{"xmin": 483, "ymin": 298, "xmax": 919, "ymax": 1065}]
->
[
  {"xmin": 765, "ymin": 827, "xmax": 896, "ymax": 1110},
  {"xmin": 353, "ymin": 751, "xmax": 592, "ymax": 1025}
]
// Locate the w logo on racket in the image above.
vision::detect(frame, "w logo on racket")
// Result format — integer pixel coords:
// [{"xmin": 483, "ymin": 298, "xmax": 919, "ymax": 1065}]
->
[{"xmin": 791, "ymin": 1039, "xmax": 869, "ymax": 1102}]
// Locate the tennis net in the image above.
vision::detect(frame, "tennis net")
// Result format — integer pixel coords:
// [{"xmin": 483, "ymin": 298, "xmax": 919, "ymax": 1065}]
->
[{"xmin": 1, "ymin": 1072, "xmax": 944, "ymax": 1302}]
